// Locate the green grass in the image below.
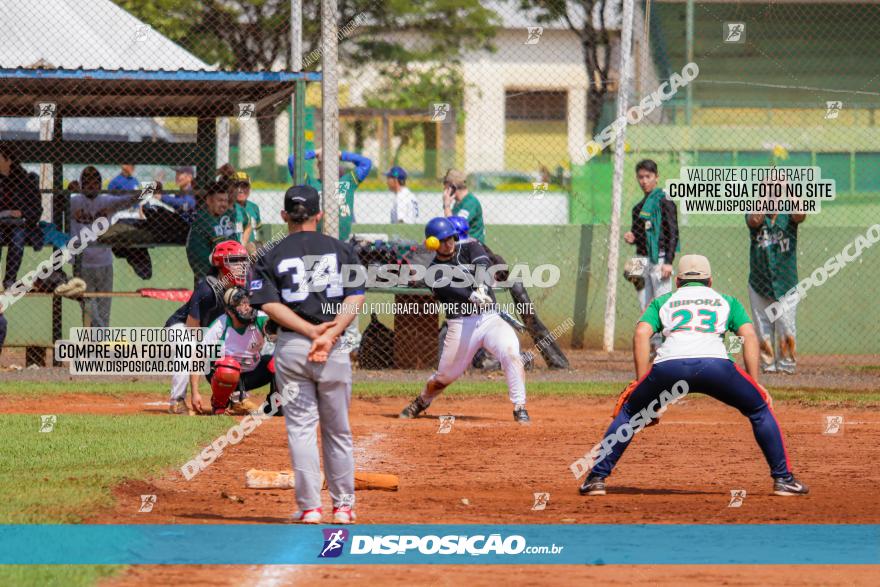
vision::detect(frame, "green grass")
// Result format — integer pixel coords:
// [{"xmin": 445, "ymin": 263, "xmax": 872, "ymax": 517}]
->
[
  {"xmin": 0, "ymin": 380, "xmax": 170, "ymax": 397},
  {"xmin": 0, "ymin": 566, "xmax": 120, "ymax": 587},
  {"xmin": 0, "ymin": 413, "xmax": 232, "ymax": 586},
  {"xmin": 0, "ymin": 414, "xmax": 232, "ymax": 523}
]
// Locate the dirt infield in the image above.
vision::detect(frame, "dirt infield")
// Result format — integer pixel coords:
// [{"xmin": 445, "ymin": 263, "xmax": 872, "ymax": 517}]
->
[
  {"xmin": 15, "ymin": 391, "xmax": 878, "ymax": 585},
  {"xmin": 4, "ymin": 348, "xmax": 880, "ymax": 391}
]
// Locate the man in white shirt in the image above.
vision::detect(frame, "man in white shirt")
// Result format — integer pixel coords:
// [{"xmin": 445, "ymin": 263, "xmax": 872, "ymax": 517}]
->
[
  {"xmin": 386, "ymin": 166, "xmax": 418, "ymax": 224},
  {"xmin": 69, "ymin": 167, "xmax": 138, "ymax": 327}
]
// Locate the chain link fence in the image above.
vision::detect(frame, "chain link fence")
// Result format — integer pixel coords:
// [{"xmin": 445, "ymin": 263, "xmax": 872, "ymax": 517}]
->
[{"xmin": 0, "ymin": 1, "xmax": 877, "ymax": 376}]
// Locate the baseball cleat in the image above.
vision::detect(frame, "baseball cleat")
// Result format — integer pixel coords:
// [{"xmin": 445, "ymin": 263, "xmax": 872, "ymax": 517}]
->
[
  {"xmin": 167, "ymin": 399, "xmax": 188, "ymax": 415},
  {"xmin": 333, "ymin": 506, "xmax": 356, "ymax": 524},
  {"xmin": 579, "ymin": 474, "xmax": 607, "ymax": 496},
  {"xmin": 773, "ymin": 475, "xmax": 809, "ymax": 496},
  {"xmin": 291, "ymin": 508, "xmax": 323, "ymax": 524},
  {"xmin": 399, "ymin": 396, "xmax": 429, "ymax": 419},
  {"xmin": 513, "ymin": 405, "xmax": 531, "ymax": 424}
]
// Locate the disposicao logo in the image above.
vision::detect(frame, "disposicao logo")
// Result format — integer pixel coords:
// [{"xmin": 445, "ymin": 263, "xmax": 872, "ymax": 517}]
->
[{"xmin": 319, "ymin": 528, "xmax": 349, "ymax": 558}]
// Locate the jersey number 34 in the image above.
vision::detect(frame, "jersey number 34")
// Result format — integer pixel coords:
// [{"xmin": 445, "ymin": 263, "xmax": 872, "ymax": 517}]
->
[{"xmin": 277, "ymin": 253, "xmax": 344, "ymax": 302}]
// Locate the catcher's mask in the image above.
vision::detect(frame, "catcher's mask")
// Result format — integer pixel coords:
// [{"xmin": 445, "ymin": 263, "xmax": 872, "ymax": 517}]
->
[
  {"xmin": 210, "ymin": 240, "xmax": 250, "ymax": 287},
  {"xmin": 223, "ymin": 287, "xmax": 257, "ymax": 325}
]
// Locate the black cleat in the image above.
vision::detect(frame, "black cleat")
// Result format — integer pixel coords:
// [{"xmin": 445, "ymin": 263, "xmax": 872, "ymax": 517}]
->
[
  {"xmin": 513, "ymin": 405, "xmax": 531, "ymax": 424},
  {"xmin": 579, "ymin": 474, "xmax": 607, "ymax": 496},
  {"xmin": 773, "ymin": 475, "xmax": 809, "ymax": 496},
  {"xmin": 399, "ymin": 396, "xmax": 430, "ymax": 419}
]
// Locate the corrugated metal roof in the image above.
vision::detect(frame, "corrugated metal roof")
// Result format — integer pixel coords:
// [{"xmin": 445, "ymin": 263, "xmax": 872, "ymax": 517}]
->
[
  {"xmin": 0, "ymin": 0, "xmax": 211, "ymax": 70},
  {"xmin": 0, "ymin": 68, "xmax": 320, "ymax": 118}
]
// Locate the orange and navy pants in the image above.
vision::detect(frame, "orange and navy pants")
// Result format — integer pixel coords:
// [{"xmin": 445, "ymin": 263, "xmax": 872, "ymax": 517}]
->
[{"xmin": 590, "ymin": 358, "xmax": 791, "ymax": 479}]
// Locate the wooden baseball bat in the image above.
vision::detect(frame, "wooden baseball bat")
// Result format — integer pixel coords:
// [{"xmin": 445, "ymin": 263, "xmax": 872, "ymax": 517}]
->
[{"xmin": 245, "ymin": 469, "xmax": 399, "ymax": 491}]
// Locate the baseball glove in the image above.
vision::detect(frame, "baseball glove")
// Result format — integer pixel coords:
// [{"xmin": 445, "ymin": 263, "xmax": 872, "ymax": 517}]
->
[
  {"xmin": 612, "ymin": 378, "xmax": 660, "ymax": 427},
  {"xmin": 623, "ymin": 257, "xmax": 647, "ymax": 291},
  {"xmin": 612, "ymin": 379, "xmax": 639, "ymax": 418}
]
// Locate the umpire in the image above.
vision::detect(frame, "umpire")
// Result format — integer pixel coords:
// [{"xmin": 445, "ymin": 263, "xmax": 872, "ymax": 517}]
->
[{"xmin": 248, "ymin": 185, "xmax": 365, "ymax": 525}]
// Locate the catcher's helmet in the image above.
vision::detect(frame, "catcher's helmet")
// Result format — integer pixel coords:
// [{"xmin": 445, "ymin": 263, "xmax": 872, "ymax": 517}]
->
[
  {"xmin": 210, "ymin": 240, "xmax": 249, "ymax": 287},
  {"xmin": 447, "ymin": 215, "xmax": 469, "ymax": 240},
  {"xmin": 223, "ymin": 286, "xmax": 257, "ymax": 325},
  {"xmin": 424, "ymin": 217, "xmax": 457, "ymax": 241}
]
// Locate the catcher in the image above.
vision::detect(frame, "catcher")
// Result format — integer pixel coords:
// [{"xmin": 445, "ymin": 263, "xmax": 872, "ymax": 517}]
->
[
  {"xmin": 166, "ymin": 240, "xmax": 249, "ymax": 414},
  {"xmin": 190, "ymin": 287, "xmax": 278, "ymax": 416}
]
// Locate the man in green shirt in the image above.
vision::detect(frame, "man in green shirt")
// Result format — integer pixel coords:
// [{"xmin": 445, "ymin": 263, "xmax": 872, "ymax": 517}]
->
[
  {"xmin": 186, "ymin": 180, "xmax": 248, "ymax": 284},
  {"xmin": 746, "ymin": 211, "xmax": 805, "ymax": 374},
  {"xmin": 231, "ymin": 171, "xmax": 261, "ymax": 246},
  {"xmin": 442, "ymin": 169, "xmax": 485, "ymax": 243}
]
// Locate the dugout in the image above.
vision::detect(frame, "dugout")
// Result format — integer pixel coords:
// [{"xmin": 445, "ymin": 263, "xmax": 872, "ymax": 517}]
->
[{"xmin": 0, "ymin": 67, "xmax": 319, "ymax": 362}]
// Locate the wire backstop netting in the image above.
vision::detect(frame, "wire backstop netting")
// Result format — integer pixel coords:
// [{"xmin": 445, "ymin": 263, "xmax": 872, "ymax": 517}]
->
[{"xmin": 0, "ymin": 0, "xmax": 877, "ymax": 375}]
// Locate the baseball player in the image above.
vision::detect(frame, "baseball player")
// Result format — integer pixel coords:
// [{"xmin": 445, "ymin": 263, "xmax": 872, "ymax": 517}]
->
[
  {"xmin": 249, "ymin": 185, "xmax": 365, "ymax": 525},
  {"xmin": 165, "ymin": 240, "xmax": 248, "ymax": 414},
  {"xmin": 287, "ymin": 148, "xmax": 372, "ymax": 241},
  {"xmin": 190, "ymin": 287, "xmax": 276, "ymax": 415},
  {"xmin": 577, "ymin": 254, "xmax": 808, "ymax": 497},
  {"xmin": 746, "ymin": 210, "xmax": 805, "ymax": 374},
  {"xmin": 398, "ymin": 217, "xmax": 529, "ymax": 423}
]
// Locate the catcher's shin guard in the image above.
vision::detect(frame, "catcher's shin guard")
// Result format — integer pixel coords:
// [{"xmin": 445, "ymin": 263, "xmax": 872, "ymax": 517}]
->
[{"xmin": 211, "ymin": 356, "xmax": 242, "ymax": 412}]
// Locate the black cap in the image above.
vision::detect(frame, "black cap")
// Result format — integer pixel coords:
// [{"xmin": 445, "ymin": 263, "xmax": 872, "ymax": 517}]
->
[{"xmin": 284, "ymin": 184, "xmax": 321, "ymax": 216}]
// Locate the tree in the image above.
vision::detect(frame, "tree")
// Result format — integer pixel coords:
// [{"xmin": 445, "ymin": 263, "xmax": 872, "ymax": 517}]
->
[
  {"xmin": 362, "ymin": 64, "xmax": 466, "ymax": 175},
  {"xmin": 515, "ymin": 0, "xmax": 622, "ymax": 134},
  {"xmin": 116, "ymin": 0, "xmax": 499, "ymax": 71}
]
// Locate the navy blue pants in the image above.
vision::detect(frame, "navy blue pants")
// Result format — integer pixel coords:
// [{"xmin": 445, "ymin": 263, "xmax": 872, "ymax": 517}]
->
[
  {"xmin": 0, "ymin": 226, "xmax": 26, "ymax": 288},
  {"xmin": 0, "ymin": 313, "xmax": 7, "ymax": 352},
  {"xmin": 591, "ymin": 358, "xmax": 791, "ymax": 479}
]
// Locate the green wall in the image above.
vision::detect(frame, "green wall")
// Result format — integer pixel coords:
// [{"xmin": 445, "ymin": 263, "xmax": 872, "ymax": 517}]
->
[{"xmin": 5, "ymin": 221, "xmax": 878, "ymax": 355}]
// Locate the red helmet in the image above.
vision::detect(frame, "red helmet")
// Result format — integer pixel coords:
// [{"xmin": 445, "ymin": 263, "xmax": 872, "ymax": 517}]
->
[{"xmin": 210, "ymin": 240, "xmax": 249, "ymax": 287}]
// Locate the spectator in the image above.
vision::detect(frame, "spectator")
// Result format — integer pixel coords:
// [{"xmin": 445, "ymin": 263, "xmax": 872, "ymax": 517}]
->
[
  {"xmin": 287, "ymin": 148, "xmax": 372, "ymax": 241},
  {"xmin": 386, "ymin": 165, "xmax": 418, "ymax": 224},
  {"xmin": 442, "ymin": 169, "xmax": 484, "ymax": 243},
  {"xmin": 108, "ymin": 164, "xmax": 139, "ymax": 192},
  {"xmin": 0, "ymin": 306, "xmax": 6, "ymax": 359},
  {"xmin": 231, "ymin": 171, "xmax": 259, "ymax": 245},
  {"xmin": 186, "ymin": 180, "xmax": 247, "ymax": 284},
  {"xmin": 174, "ymin": 166, "xmax": 195, "ymax": 194},
  {"xmin": 216, "ymin": 163, "xmax": 236, "ymax": 183},
  {"xmin": 623, "ymin": 159, "xmax": 679, "ymax": 311},
  {"xmin": 70, "ymin": 166, "xmax": 139, "ymax": 327},
  {"xmin": 746, "ymin": 210, "xmax": 805, "ymax": 374},
  {"xmin": 0, "ymin": 145, "xmax": 43, "ymax": 290},
  {"xmin": 157, "ymin": 178, "xmax": 197, "ymax": 224}
]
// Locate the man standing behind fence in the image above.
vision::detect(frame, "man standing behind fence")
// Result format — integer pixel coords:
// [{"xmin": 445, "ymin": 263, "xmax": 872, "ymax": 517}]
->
[
  {"xmin": 623, "ymin": 160, "xmax": 680, "ymax": 311},
  {"xmin": 70, "ymin": 167, "xmax": 139, "ymax": 327},
  {"xmin": 746, "ymin": 209, "xmax": 805, "ymax": 374},
  {"xmin": 442, "ymin": 169, "xmax": 484, "ymax": 243},
  {"xmin": 186, "ymin": 180, "xmax": 248, "ymax": 285},
  {"xmin": 386, "ymin": 166, "xmax": 418, "ymax": 224}
]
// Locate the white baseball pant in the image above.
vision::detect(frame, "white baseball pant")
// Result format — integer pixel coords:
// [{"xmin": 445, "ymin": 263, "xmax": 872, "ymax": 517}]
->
[
  {"xmin": 274, "ymin": 331, "xmax": 355, "ymax": 513},
  {"xmin": 168, "ymin": 322, "xmax": 189, "ymax": 402},
  {"xmin": 748, "ymin": 284, "xmax": 797, "ymax": 373},
  {"xmin": 421, "ymin": 312, "xmax": 526, "ymax": 406}
]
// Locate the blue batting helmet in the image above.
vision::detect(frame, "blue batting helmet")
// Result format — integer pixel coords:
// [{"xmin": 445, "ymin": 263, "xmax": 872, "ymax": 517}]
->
[
  {"xmin": 424, "ymin": 216, "xmax": 457, "ymax": 241},
  {"xmin": 448, "ymin": 215, "xmax": 469, "ymax": 239}
]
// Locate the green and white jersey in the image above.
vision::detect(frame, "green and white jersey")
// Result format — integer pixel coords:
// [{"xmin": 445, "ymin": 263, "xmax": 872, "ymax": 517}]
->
[
  {"xmin": 747, "ymin": 214, "xmax": 799, "ymax": 300},
  {"xmin": 639, "ymin": 283, "xmax": 752, "ymax": 363},
  {"xmin": 203, "ymin": 312, "xmax": 269, "ymax": 373}
]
